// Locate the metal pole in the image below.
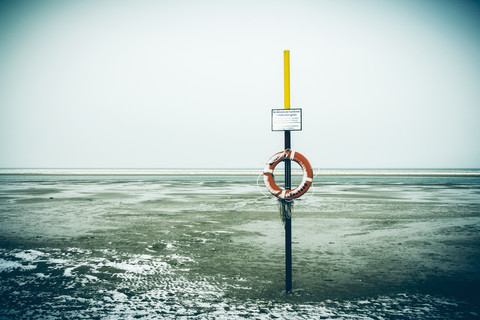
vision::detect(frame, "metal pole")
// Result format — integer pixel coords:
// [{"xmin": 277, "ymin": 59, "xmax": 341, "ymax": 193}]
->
[
  {"xmin": 284, "ymin": 132, "xmax": 292, "ymax": 293},
  {"xmin": 284, "ymin": 50, "xmax": 292, "ymax": 293},
  {"xmin": 284, "ymin": 50, "xmax": 290, "ymax": 110}
]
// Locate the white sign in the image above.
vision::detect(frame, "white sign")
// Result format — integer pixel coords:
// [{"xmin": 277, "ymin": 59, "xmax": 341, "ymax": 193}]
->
[{"xmin": 272, "ymin": 108, "xmax": 302, "ymax": 131}]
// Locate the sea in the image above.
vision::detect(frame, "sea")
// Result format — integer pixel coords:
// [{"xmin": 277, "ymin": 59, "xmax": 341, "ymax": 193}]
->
[{"xmin": 1, "ymin": 169, "xmax": 480, "ymax": 319}]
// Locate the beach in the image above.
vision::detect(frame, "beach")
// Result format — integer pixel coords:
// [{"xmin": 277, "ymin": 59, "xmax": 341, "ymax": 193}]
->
[{"xmin": 0, "ymin": 170, "xmax": 479, "ymax": 319}]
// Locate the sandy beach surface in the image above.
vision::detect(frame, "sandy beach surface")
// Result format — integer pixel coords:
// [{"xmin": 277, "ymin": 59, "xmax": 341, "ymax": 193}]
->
[{"xmin": 0, "ymin": 172, "xmax": 479, "ymax": 319}]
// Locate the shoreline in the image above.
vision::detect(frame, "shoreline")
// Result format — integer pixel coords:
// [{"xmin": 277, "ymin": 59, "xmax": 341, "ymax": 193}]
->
[{"xmin": 1, "ymin": 171, "xmax": 479, "ymax": 317}]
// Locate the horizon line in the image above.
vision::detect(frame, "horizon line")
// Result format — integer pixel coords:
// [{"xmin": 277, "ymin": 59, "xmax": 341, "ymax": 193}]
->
[{"xmin": 1, "ymin": 168, "xmax": 479, "ymax": 177}]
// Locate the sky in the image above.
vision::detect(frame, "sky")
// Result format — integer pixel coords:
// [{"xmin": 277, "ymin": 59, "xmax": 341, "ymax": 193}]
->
[{"xmin": 1, "ymin": 0, "xmax": 479, "ymax": 169}]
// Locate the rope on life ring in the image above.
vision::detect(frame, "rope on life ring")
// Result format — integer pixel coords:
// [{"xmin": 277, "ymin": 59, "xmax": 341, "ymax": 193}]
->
[{"xmin": 263, "ymin": 150, "xmax": 313, "ymax": 199}]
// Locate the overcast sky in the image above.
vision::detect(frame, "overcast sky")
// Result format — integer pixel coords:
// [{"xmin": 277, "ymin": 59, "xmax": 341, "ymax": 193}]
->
[{"xmin": 1, "ymin": 0, "xmax": 479, "ymax": 169}]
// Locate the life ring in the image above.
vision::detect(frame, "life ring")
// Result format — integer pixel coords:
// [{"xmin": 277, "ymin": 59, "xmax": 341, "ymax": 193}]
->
[{"xmin": 263, "ymin": 150, "xmax": 313, "ymax": 199}]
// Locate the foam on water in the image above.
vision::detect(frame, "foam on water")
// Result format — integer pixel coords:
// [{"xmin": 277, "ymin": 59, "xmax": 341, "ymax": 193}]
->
[{"xmin": 1, "ymin": 248, "xmax": 477, "ymax": 319}]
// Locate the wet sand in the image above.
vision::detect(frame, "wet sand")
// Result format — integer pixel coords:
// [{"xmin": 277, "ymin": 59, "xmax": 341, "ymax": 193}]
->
[{"xmin": 1, "ymin": 174, "xmax": 479, "ymax": 318}]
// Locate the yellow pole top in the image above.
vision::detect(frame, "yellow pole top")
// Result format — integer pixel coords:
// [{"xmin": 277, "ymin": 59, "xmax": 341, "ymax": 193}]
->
[{"xmin": 284, "ymin": 50, "xmax": 290, "ymax": 110}]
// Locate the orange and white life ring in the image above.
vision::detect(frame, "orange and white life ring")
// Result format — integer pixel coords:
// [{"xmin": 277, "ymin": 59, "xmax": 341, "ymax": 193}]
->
[{"xmin": 263, "ymin": 150, "xmax": 313, "ymax": 199}]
